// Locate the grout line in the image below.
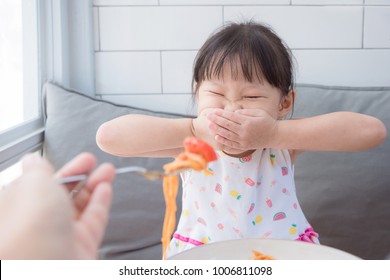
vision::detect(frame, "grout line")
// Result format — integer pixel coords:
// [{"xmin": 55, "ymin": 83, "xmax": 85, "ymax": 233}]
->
[
  {"xmin": 362, "ymin": 4, "xmax": 365, "ymax": 49},
  {"xmin": 91, "ymin": 4, "xmax": 390, "ymax": 7},
  {"xmin": 100, "ymin": 92, "xmax": 193, "ymax": 96},
  {"xmin": 160, "ymin": 51, "xmax": 164, "ymax": 94},
  {"xmin": 94, "ymin": 48, "xmax": 390, "ymax": 53},
  {"xmin": 50, "ymin": 0, "xmax": 55, "ymax": 80},
  {"xmin": 95, "ymin": 49, "xmax": 198, "ymax": 52},
  {"xmin": 97, "ymin": 7, "xmax": 101, "ymax": 51}
]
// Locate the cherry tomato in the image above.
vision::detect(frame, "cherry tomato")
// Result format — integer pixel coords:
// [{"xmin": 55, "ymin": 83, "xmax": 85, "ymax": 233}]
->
[{"xmin": 183, "ymin": 137, "xmax": 217, "ymax": 162}]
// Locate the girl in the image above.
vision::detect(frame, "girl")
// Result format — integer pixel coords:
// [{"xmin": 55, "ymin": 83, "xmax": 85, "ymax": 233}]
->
[{"xmin": 96, "ymin": 22, "xmax": 386, "ymax": 258}]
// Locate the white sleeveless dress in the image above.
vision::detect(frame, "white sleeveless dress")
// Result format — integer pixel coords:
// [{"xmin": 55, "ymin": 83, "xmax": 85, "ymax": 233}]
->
[{"xmin": 165, "ymin": 148, "xmax": 319, "ymax": 258}]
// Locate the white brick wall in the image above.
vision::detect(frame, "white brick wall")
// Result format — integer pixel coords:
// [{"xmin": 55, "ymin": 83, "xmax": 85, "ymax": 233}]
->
[{"xmin": 93, "ymin": 1, "xmax": 390, "ymax": 114}]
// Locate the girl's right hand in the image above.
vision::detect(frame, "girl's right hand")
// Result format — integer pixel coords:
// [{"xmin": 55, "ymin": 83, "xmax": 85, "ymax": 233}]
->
[{"xmin": 192, "ymin": 108, "xmax": 224, "ymax": 151}]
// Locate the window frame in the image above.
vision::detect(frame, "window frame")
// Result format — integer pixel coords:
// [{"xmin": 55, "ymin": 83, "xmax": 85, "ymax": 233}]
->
[{"xmin": 0, "ymin": 118, "xmax": 44, "ymax": 171}]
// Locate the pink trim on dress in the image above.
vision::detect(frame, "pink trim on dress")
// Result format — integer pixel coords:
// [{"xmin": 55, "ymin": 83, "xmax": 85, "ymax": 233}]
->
[
  {"xmin": 173, "ymin": 233, "xmax": 204, "ymax": 246},
  {"xmin": 296, "ymin": 227, "xmax": 319, "ymax": 243}
]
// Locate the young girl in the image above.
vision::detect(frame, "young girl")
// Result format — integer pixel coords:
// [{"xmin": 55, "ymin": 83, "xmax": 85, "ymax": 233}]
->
[{"xmin": 96, "ymin": 22, "xmax": 386, "ymax": 258}]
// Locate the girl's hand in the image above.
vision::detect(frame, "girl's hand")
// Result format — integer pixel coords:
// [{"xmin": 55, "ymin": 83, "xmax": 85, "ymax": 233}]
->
[
  {"xmin": 207, "ymin": 108, "xmax": 278, "ymax": 153},
  {"xmin": 192, "ymin": 108, "xmax": 225, "ymax": 151}
]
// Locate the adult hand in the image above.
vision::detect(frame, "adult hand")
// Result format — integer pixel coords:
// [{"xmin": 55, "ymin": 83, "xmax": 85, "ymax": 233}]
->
[{"xmin": 0, "ymin": 153, "xmax": 115, "ymax": 259}]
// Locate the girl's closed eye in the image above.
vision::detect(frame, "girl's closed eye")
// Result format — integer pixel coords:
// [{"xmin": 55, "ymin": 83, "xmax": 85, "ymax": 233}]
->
[
  {"xmin": 244, "ymin": 95, "xmax": 266, "ymax": 100},
  {"xmin": 208, "ymin": 90, "xmax": 224, "ymax": 96}
]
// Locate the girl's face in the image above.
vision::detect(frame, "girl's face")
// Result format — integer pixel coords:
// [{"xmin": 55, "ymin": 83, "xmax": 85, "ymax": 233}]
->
[{"xmin": 196, "ymin": 62, "xmax": 293, "ymax": 119}]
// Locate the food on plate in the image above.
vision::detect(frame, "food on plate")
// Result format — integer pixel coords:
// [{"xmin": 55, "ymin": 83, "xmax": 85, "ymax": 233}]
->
[
  {"xmin": 251, "ymin": 249, "xmax": 276, "ymax": 260},
  {"xmin": 161, "ymin": 137, "xmax": 217, "ymax": 259}
]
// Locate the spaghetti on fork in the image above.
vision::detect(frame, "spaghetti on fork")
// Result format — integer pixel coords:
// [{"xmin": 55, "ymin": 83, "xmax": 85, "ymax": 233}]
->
[{"xmin": 161, "ymin": 137, "xmax": 217, "ymax": 259}]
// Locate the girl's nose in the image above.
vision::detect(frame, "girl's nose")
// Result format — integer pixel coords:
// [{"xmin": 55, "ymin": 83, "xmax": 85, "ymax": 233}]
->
[{"xmin": 224, "ymin": 101, "xmax": 242, "ymax": 111}]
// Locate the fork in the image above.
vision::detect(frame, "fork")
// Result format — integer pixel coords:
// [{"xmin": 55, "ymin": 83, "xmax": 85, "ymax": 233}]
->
[
  {"xmin": 57, "ymin": 166, "xmax": 183, "ymax": 186},
  {"xmin": 60, "ymin": 166, "xmax": 182, "ymax": 198}
]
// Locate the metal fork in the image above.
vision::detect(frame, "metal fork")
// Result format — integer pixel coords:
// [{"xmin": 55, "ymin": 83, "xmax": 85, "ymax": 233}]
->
[
  {"xmin": 57, "ymin": 166, "xmax": 183, "ymax": 186},
  {"xmin": 58, "ymin": 166, "xmax": 179, "ymax": 198}
]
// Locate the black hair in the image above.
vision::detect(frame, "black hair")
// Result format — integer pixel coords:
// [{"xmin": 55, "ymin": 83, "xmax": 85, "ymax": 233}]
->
[{"xmin": 192, "ymin": 21, "xmax": 295, "ymax": 98}]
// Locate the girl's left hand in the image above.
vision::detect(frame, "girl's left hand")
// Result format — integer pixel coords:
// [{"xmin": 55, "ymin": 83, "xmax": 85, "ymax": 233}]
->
[{"xmin": 208, "ymin": 108, "xmax": 278, "ymax": 153}]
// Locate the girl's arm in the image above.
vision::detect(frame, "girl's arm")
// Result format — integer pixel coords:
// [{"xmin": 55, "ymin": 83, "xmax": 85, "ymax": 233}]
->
[
  {"xmin": 274, "ymin": 112, "xmax": 387, "ymax": 152},
  {"xmin": 96, "ymin": 114, "xmax": 194, "ymax": 158}
]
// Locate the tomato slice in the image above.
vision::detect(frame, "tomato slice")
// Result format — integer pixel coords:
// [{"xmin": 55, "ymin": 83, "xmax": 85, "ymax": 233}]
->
[{"xmin": 183, "ymin": 137, "xmax": 217, "ymax": 162}]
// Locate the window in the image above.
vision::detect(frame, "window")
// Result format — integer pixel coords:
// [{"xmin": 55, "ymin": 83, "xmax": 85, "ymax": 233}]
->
[
  {"xmin": 0, "ymin": 0, "xmax": 95, "ymax": 183},
  {"xmin": 0, "ymin": 0, "xmax": 43, "ymax": 181},
  {"xmin": 0, "ymin": 0, "xmax": 40, "ymax": 132}
]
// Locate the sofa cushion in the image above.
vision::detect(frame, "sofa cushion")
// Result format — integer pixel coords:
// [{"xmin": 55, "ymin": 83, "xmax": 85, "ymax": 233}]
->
[
  {"xmin": 42, "ymin": 82, "xmax": 190, "ymax": 259},
  {"xmin": 293, "ymin": 84, "xmax": 390, "ymax": 260},
  {"xmin": 43, "ymin": 82, "xmax": 390, "ymax": 260}
]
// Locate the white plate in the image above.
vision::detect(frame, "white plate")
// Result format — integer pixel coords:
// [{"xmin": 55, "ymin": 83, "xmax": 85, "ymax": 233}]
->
[{"xmin": 169, "ymin": 238, "xmax": 361, "ymax": 260}]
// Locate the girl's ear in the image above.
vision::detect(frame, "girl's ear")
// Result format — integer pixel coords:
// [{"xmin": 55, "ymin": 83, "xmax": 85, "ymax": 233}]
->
[{"xmin": 278, "ymin": 90, "xmax": 295, "ymax": 119}]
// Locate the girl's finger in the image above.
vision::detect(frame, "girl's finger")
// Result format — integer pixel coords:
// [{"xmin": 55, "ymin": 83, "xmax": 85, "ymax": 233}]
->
[
  {"xmin": 208, "ymin": 113, "xmax": 241, "ymax": 134},
  {"xmin": 236, "ymin": 108, "xmax": 268, "ymax": 117},
  {"xmin": 213, "ymin": 109, "xmax": 243, "ymax": 124},
  {"xmin": 209, "ymin": 121, "xmax": 239, "ymax": 142},
  {"xmin": 215, "ymin": 134, "xmax": 241, "ymax": 150}
]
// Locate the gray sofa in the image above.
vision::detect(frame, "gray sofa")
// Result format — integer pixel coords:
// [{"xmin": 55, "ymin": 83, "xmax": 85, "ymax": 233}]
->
[{"xmin": 43, "ymin": 82, "xmax": 390, "ymax": 260}]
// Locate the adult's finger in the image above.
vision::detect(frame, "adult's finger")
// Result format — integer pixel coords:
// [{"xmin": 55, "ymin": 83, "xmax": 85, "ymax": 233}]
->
[
  {"xmin": 54, "ymin": 153, "xmax": 97, "ymax": 180},
  {"xmin": 83, "ymin": 163, "xmax": 115, "ymax": 193},
  {"xmin": 76, "ymin": 182, "xmax": 113, "ymax": 250},
  {"xmin": 21, "ymin": 153, "xmax": 54, "ymax": 174},
  {"xmin": 72, "ymin": 163, "xmax": 115, "ymax": 217}
]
